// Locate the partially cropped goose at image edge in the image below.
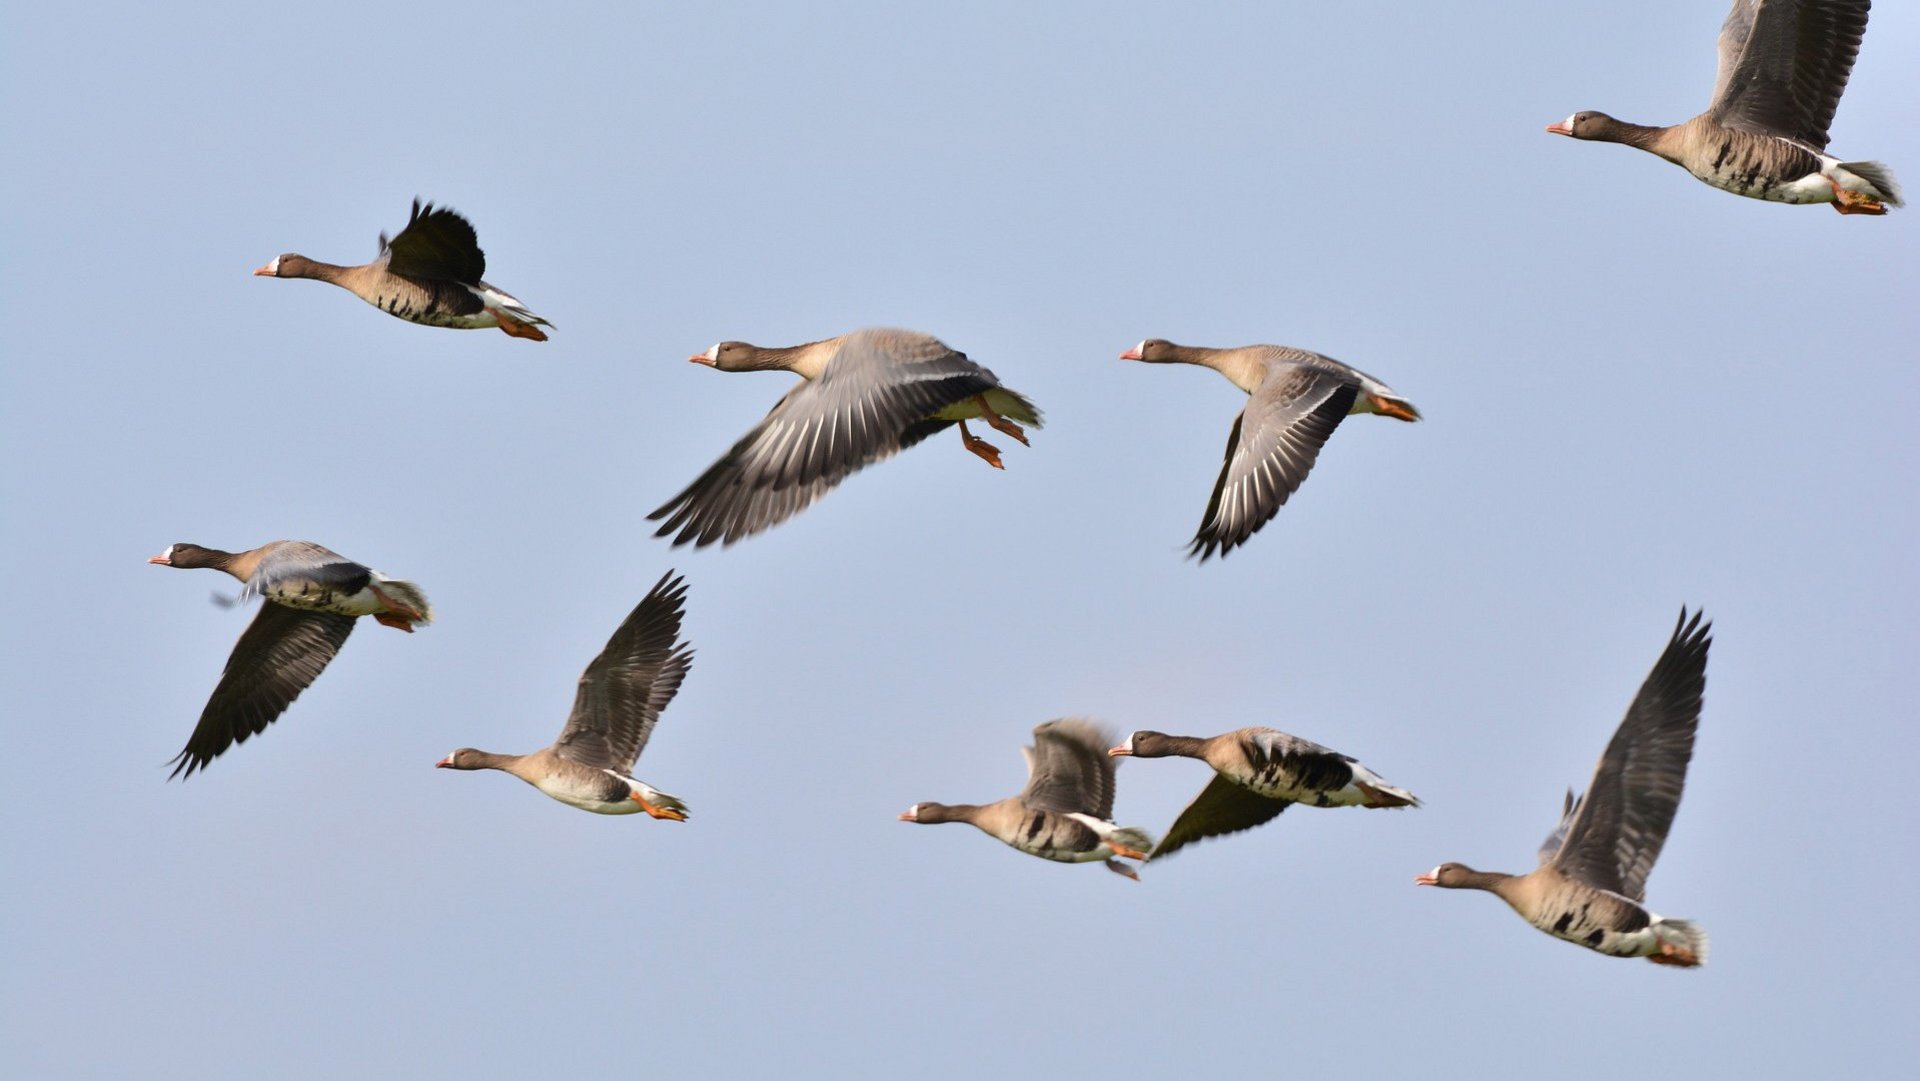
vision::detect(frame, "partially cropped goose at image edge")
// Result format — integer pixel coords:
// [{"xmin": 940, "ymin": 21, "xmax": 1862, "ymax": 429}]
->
[
  {"xmin": 900, "ymin": 719, "xmax": 1154, "ymax": 880},
  {"xmin": 1547, "ymin": 0, "xmax": 1900, "ymax": 214},
  {"xmin": 438, "ymin": 571, "xmax": 694, "ymax": 819},
  {"xmin": 149, "ymin": 540, "xmax": 431, "ymax": 779},
  {"xmin": 1119, "ymin": 339, "xmax": 1418, "ymax": 561},
  {"xmin": 649, "ymin": 327, "xmax": 1041, "ymax": 548},
  {"xmin": 255, "ymin": 198, "xmax": 554, "ymax": 337},
  {"xmin": 1417, "ymin": 610, "xmax": 1713, "ymax": 968},
  {"xmin": 1110, "ymin": 728, "xmax": 1418, "ymax": 862}
]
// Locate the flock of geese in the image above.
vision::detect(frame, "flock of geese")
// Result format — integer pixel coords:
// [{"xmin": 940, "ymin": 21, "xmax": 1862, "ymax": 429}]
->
[{"xmin": 152, "ymin": 1, "xmax": 1898, "ymax": 970}]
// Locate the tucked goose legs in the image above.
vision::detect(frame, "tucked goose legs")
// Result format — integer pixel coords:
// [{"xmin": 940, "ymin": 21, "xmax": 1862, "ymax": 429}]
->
[
  {"xmin": 490, "ymin": 309, "xmax": 551, "ymax": 341},
  {"xmin": 630, "ymin": 791, "xmax": 689, "ymax": 821},
  {"xmin": 369, "ymin": 583, "xmax": 427, "ymax": 632},
  {"xmin": 1831, "ymin": 179, "xmax": 1887, "ymax": 215},
  {"xmin": 974, "ymin": 393, "xmax": 1029, "ymax": 446}
]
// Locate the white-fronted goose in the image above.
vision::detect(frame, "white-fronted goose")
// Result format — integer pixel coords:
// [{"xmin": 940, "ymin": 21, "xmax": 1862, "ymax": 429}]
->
[
  {"xmin": 149, "ymin": 541, "xmax": 432, "ymax": 779},
  {"xmin": 255, "ymin": 199, "xmax": 553, "ymax": 337},
  {"xmin": 899, "ymin": 719, "xmax": 1154, "ymax": 880},
  {"xmin": 1417, "ymin": 610, "xmax": 1713, "ymax": 967},
  {"xmin": 438, "ymin": 572, "xmax": 694, "ymax": 818},
  {"xmin": 649, "ymin": 327, "xmax": 1042, "ymax": 548},
  {"xmin": 1119, "ymin": 339, "xmax": 1419, "ymax": 560},
  {"xmin": 1547, "ymin": 0, "xmax": 1901, "ymax": 214},
  {"xmin": 1110, "ymin": 728, "xmax": 1418, "ymax": 861}
]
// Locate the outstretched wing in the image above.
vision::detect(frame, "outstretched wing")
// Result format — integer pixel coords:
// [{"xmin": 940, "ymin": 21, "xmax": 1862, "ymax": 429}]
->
[
  {"xmin": 1708, "ymin": 0, "xmax": 1870, "ymax": 150},
  {"xmin": 1550, "ymin": 610, "xmax": 1712, "ymax": 900},
  {"xmin": 1018, "ymin": 718, "xmax": 1119, "ymax": 817},
  {"xmin": 649, "ymin": 329, "xmax": 1006, "ymax": 547},
  {"xmin": 552, "ymin": 572, "xmax": 695, "ymax": 771},
  {"xmin": 379, "ymin": 198, "xmax": 487, "ymax": 283},
  {"xmin": 1150, "ymin": 774, "xmax": 1291, "ymax": 862},
  {"xmin": 1189, "ymin": 365, "xmax": 1357, "ymax": 561},
  {"xmin": 170, "ymin": 604, "xmax": 356, "ymax": 779}
]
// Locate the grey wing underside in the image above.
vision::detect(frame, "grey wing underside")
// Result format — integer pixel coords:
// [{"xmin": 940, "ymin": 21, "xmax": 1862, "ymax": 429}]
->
[
  {"xmin": 552, "ymin": 571, "xmax": 694, "ymax": 772},
  {"xmin": 1549, "ymin": 609, "xmax": 1712, "ymax": 901},
  {"xmin": 648, "ymin": 336, "xmax": 1001, "ymax": 548},
  {"xmin": 377, "ymin": 198, "xmax": 488, "ymax": 284},
  {"xmin": 1189, "ymin": 370, "xmax": 1358, "ymax": 561},
  {"xmin": 245, "ymin": 542, "xmax": 372, "ymax": 601},
  {"xmin": 1709, "ymin": 0, "xmax": 1870, "ymax": 150},
  {"xmin": 1018, "ymin": 718, "xmax": 1120, "ymax": 818},
  {"xmin": 170, "ymin": 604, "xmax": 357, "ymax": 779},
  {"xmin": 1150, "ymin": 774, "xmax": 1291, "ymax": 862}
]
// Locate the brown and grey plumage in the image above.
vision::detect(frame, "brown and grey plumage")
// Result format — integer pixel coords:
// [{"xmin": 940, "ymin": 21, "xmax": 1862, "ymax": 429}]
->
[
  {"xmin": 650, "ymin": 328, "xmax": 1042, "ymax": 548},
  {"xmin": 149, "ymin": 540, "xmax": 432, "ymax": 779},
  {"xmin": 437, "ymin": 571, "xmax": 694, "ymax": 818},
  {"xmin": 899, "ymin": 719, "xmax": 1154, "ymax": 880},
  {"xmin": 1119, "ymin": 339, "xmax": 1418, "ymax": 560},
  {"xmin": 254, "ymin": 198, "xmax": 554, "ymax": 336},
  {"xmin": 1547, "ymin": 0, "xmax": 1900, "ymax": 213},
  {"xmin": 1417, "ymin": 609, "xmax": 1713, "ymax": 967},
  {"xmin": 1112, "ymin": 728, "xmax": 1418, "ymax": 861}
]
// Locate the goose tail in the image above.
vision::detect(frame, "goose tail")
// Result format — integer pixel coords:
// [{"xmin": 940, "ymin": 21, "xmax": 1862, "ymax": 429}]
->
[
  {"xmin": 1840, "ymin": 161, "xmax": 1903, "ymax": 207},
  {"xmin": 373, "ymin": 577, "xmax": 433, "ymax": 625},
  {"xmin": 1648, "ymin": 918, "xmax": 1709, "ymax": 968}
]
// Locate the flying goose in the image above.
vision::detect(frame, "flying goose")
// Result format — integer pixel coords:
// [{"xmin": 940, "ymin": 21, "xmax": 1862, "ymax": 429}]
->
[
  {"xmin": 1547, "ymin": 0, "xmax": 1900, "ymax": 213},
  {"xmin": 649, "ymin": 327, "xmax": 1042, "ymax": 548},
  {"xmin": 149, "ymin": 541, "xmax": 431, "ymax": 779},
  {"xmin": 255, "ymin": 199, "xmax": 553, "ymax": 337},
  {"xmin": 899, "ymin": 719, "xmax": 1153, "ymax": 880},
  {"xmin": 1417, "ymin": 610, "xmax": 1713, "ymax": 967},
  {"xmin": 1111, "ymin": 728, "xmax": 1418, "ymax": 861},
  {"xmin": 1119, "ymin": 339, "xmax": 1418, "ymax": 560},
  {"xmin": 438, "ymin": 571, "xmax": 694, "ymax": 819}
]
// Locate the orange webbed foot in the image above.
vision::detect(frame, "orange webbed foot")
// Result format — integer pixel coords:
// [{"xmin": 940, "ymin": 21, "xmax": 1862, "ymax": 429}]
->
[
  {"xmin": 959, "ymin": 421, "xmax": 1005, "ymax": 469},
  {"xmin": 630, "ymin": 793, "xmax": 688, "ymax": 821},
  {"xmin": 489, "ymin": 309, "xmax": 550, "ymax": 341},
  {"xmin": 373, "ymin": 612, "xmax": 416, "ymax": 633},
  {"xmin": 974, "ymin": 394, "xmax": 1030, "ymax": 446}
]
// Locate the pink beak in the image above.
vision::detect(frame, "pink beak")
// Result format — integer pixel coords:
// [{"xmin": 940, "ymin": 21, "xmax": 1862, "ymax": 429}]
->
[
  {"xmin": 1544, "ymin": 120, "xmax": 1573, "ymax": 136},
  {"xmin": 1118, "ymin": 347, "xmax": 1142, "ymax": 361},
  {"xmin": 252, "ymin": 263, "xmax": 276, "ymax": 276},
  {"xmin": 1107, "ymin": 745, "xmax": 1132, "ymax": 757},
  {"xmin": 435, "ymin": 756, "xmax": 453, "ymax": 768},
  {"xmin": 1414, "ymin": 871, "xmax": 1438, "ymax": 886},
  {"xmin": 897, "ymin": 810, "xmax": 915, "ymax": 821},
  {"xmin": 147, "ymin": 553, "xmax": 171, "ymax": 565},
  {"xmin": 688, "ymin": 353, "xmax": 715, "ymax": 366}
]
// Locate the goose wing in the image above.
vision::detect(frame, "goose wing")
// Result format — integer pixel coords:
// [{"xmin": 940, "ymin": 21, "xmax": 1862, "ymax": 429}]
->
[
  {"xmin": 170, "ymin": 604, "xmax": 356, "ymax": 779},
  {"xmin": 1550, "ymin": 610, "xmax": 1712, "ymax": 900},
  {"xmin": 1709, "ymin": 0, "xmax": 1871, "ymax": 150},
  {"xmin": 378, "ymin": 198, "xmax": 487, "ymax": 284},
  {"xmin": 1189, "ymin": 362, "xmax": 1357, "ymax": 561},
  {"xmin": 552, "ymin": 572, "xmax": 694, "ymax": 772}
]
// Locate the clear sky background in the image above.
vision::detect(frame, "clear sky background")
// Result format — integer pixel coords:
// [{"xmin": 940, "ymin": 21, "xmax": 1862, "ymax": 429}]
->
[{"xmin": 4, "ymin": 2, "xmax": 1916, "ymax": 1077}]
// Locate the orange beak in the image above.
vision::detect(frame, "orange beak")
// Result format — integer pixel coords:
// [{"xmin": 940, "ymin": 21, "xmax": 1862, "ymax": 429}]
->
[
  {"xmin": 1544, "ymin": 120, "xmax": 1573, "ymax": 136},
  {"xmin": 1107, "ymin": 745, "xmax": 1132, "ymax": 757},
  {"xmin": 1118, "ymin": 347, "xmax": 1142, "ymax": 361},
  {"xmin": 688, "ymin": 354, "xmax": 715, "ymax": 365},
  {"xmin": 253, "ymin": 263, "xmax": 276, "ymax": 276}
]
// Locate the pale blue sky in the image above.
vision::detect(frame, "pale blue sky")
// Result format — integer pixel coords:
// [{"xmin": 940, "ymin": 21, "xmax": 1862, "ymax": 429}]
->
[{"xmin": 3, "ymin": 2, "xmax": 1916, "ymax": 1077}]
